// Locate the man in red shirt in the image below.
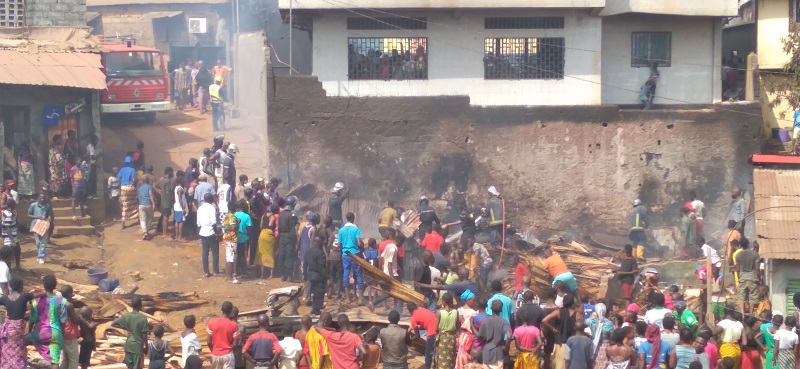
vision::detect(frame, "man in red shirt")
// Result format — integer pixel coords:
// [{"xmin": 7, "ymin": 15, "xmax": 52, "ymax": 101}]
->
[
  {"xmin": 420, "ymin": 225, "xmax": 444, "ymax": 253},
  {"xmin": 408, "ymin": 302, "xmax": 437, "ymax": 369},
  {"xmin": 317, "ymin": 314, "xmax": 366, "ymax": 369},
  {"xmin": 243, "ymin": 314, "xmax": 282, "ymax": 368},
  {"xmin": 207, "ymin": 301, "xmax": 241, "ymax": 369}
]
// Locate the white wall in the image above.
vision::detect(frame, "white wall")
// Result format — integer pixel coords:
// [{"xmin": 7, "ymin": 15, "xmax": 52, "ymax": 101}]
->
[
  {"xmin": 601, "ymin": 15, "xmax": 722, "ymax": 105},
  {"xmin": 758, "ymin": 0, "xmax": 791, "ymax": 70},
  {"xmin": 769, "ymin": 260, "xmax": 800, "ymax": 316},
  {"xmin": 311, "ymin": 10, "xmax": 602, "ymax": 106},
  {"xmin": 601, "ymin": 0, "xmax": 737, "ymax": 17},
  {"xmin": 280, "ymin": 0, "xmax": 605, "ymax": 10}
]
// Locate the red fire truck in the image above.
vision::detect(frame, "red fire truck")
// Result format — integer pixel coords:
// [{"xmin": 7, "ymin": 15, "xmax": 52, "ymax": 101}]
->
[{"xmin": 99, "ymin": 42, "xmax": 170, "ymax": 122}]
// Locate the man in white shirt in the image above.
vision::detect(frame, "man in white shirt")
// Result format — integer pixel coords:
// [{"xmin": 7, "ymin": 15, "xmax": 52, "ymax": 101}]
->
[
  {"xmin": 197, "ymin": 193, "xmax": 219, "ymax": 277},
  {"xmin": 698, "ymin": 237, "xmax": 721, "ymax": 284},
  {"xmin": 643, "ymin": 292, "xmax": 671, "ymax": 330}
]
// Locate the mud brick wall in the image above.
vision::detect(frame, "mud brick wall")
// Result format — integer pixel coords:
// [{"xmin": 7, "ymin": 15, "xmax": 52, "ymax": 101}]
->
[{"xmin": 268, "ymin": 75, "xmax": 761, "ymax": 238}]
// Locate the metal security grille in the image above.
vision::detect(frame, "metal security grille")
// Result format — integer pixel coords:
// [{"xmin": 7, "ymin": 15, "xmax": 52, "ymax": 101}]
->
[
  {"xmin": 631, "ymin": 32, "xmax": 672, "ymax": 67},
  {"xmin": 348, "ymin": 37, "xmax": 428, "ymax": 80},
  {"xmin": 484, "ymin": 17, "xmax": 564, "ymax": 29},
  {"xmin": 791, "ymin": 0, "xmax": 800, "ymax": 29},
  {"xmin": 0, "ymin": 0, "xmax": 24, "ymax": 28},
  {"xmin": 347, "ymin": 17, "xmax": 427, "ymax": 30},
  {"xmin": 483, "ymin": 37, "xmax": 564, "ymax": 79}
]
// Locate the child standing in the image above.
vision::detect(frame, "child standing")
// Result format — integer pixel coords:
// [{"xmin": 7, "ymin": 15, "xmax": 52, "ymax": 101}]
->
[
  {"xmin": 148, "ymin": 325, "xmax": 175, "ymax": 369},
  {"xmin": 78, "ymin": 306, "xmax": 99, "ymax": 369},
  {"xmin": 180, "ymin": 315, "xmax": 202, "ymax": 367},
  {"xmin": 364, "ymin": 238, "xmax": 379, "ymax": 307},
  {"xmin": 173, "ymin": 171, "xmax": 187, "ymax": 242},
  {"xmin": 361, "ymin": 329, "xmax": 382, "ymax": 369},
  {"xmin": 107, "ymin": 166, "xmax": 121, "ymax": 221},
  {"xmin": 70, "ymin": 158, "xmax": 87, "ymax": 220},
  {"xmin": 233, "ymin": 200, "xmax": 252, "ymax": 280},
  {"xmin": 1, "ymin": 199, "xmax": 19, "ymax": 270}
]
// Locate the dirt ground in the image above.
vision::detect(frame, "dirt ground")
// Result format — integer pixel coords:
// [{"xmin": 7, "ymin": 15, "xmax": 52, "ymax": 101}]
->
[{"xmin": 16, "ymin": 107, "xmax": 299, "ymax": 329}]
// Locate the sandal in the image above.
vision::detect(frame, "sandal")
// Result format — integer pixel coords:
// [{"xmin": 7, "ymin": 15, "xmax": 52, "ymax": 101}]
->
[
  {"xmin": 232, "ymin": 279, "xmax": 241, "ymax": 284},
  {"xmin": 257, "ymin": 281, "xmax": 266, "ymax": 286}
]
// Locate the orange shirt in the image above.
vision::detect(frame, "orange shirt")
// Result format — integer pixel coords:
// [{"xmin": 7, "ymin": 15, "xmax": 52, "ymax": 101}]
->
[
  {"xmin": 723, "ymin": 229, "xmax": 741, "ymax": 259},
  {"xmin": 544, "ymin": 254, "xmax": 569, "ymax": 278}
]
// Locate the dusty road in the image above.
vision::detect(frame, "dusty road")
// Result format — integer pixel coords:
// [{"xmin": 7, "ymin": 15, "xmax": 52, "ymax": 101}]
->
[{"xmin": 100, "ymin": 107, "xmax": 268, "ymax": 179}]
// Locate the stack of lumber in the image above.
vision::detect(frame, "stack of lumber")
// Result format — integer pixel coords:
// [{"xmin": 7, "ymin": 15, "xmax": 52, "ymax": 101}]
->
[
  {"xmin": 28, "ymin": 281, "xmax": 212, "ymax": 367},
  {"xmin": 350, "ymin": 253, "xmax": 425, "ymax": 306},
  {"xmin": 397, "ymin": 210, "xmax": 421, "ymax": 238},
  {"xmin": 504, "ymin": 240, "xmax": 617, "ymax": 299}
]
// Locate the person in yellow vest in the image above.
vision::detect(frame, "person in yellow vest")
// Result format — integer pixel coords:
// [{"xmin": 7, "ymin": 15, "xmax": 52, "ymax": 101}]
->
[
  {"xmin": 209, "ymin": 76, "xmax": 227, "ymax": 131},
  {"xmin": 628, "ymin": 198, "xmax": 648, "ymax": 259}
]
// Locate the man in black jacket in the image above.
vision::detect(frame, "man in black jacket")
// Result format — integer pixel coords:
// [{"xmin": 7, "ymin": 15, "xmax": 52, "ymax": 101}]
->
[
  {"xmin": 328, "ymin": 182, "xmax": 347, "ymax": 228},
  {"xmin": 305, "ymin": 236, "xmax": 328, "ymax": 315}
]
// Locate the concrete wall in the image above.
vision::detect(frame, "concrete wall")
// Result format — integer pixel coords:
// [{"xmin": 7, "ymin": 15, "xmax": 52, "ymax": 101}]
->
[
  {"xmin": 601, "ymin": 0, "xmax": 738, "ymax": 17},
  {"xmin": 758, "ymin": 0, "xmax": 791, "ymax": 70},
  {"xmin": 89, "ymin": 4, "xmax": 222, "ymax": 55},
  {"xmin": 722, "ymin": 24, "xmax": 756, "ymax": 62},
  {"xmin": 26, "ymin": 0, "xmax": 86, "ymax": 26},
  {"xmin": 234, "ymin": 31, "xmax": 269, "ymax": 168},
  {"xmin": 312, "ymin": 10, "xmax": 602, "ymax": 106},
  {"xmin": 769, "ymin": 259, "xmax": 800, "ymax": 318},
  {"xmin": 268, "ymin": 75, "xmax": 761, "ymax": 240},
  {"xmin": 278, "ymin": 0, "xmax": 606, "ymax": 9},
  {"xmin": 0, "ymin": 86, "xmax": 99, "ymax": 189},
  {"xmin": 601, "ymin": 15, "xmax": 722, "ymax": 105}
]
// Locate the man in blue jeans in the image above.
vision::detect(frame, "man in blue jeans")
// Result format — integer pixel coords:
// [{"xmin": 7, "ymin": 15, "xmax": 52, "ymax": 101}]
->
[
  {"xmin": 338, "ymin": 212, "xmax": 365, "ymax": 304},
  {"xmin": 196, "ymin": 193, "xmax": 220, "ymax": 277}
]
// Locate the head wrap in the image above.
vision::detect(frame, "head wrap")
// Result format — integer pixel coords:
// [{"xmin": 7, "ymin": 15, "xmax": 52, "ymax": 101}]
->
[
  {"xmin": 461, "ymin": 289, "xmax": 475, "ymax": 302},
  {"xmin": 645, "ymin": 324, "xmax": 662, "ymax": 369},
  {"xmin": 592, "ymin": 303, "xmax": 607, "ymax": 351},
  {"xmin": 626, "ymin": 302, "xmax": 640, "ymax": 314}
]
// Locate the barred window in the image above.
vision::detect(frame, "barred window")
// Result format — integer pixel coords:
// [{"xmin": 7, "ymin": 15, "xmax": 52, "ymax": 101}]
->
[
  {"xmin": 348, "ymin": 37, "xmax": 428, "ymax": 80},
  {"xmin": 631, "ymin": 32, "xmax": 671, "ymax": 67},
  {"xmin": 791, "ymin": 0, "xmax": 800, "ymax": 29},
  {"xmin": 484, "ymin": 17, "xmax": 564, "ymax": 29},
  {"xmin": 0, "ymin": 0, "xmax": 24, "ymax": 28},
  {"xmin": 483, "ymin": 37, "xmax": 564, "ymax": 80},
  {"xmin": 347, "ymin": 17, "xmax": 426, "ymax": 30}
]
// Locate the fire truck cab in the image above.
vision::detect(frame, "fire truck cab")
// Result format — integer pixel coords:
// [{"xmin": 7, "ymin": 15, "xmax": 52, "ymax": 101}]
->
[{"xmin": 99, "ymin": 42, "xmax": 170, "ymax": 122}]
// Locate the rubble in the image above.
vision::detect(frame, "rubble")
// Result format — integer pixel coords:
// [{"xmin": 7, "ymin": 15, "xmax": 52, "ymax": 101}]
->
[{"xmin": 502, "ymin": 239, "xmax": 618, "ymax": 299}]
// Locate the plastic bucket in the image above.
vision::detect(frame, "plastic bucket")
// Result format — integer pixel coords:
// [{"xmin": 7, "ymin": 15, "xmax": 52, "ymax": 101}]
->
[
  {"xmin": 773, "ymin": 128, "xmax": 782, "ymax": 140},
  {"xmin": 98, "ymin": 278, "xmax": 120, "ymax": 292},
  {"xmin": 87, "ymin": 268, "xmax": 108, "ymax": 285},
  {"xmin": 779, "ymin": 129, "xmax": 793, "ymax": 143}
]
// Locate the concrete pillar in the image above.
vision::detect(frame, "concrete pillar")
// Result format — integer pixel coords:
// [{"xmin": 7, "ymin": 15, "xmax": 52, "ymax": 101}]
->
[{"xmin": 746, "ymin": 52, "xmax": 758, "ymax": 101}]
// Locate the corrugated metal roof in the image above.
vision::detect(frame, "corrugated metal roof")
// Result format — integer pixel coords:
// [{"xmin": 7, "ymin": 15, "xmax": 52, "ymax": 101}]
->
[
  {"xmin": 0, "ymin": 50, "xmax": 106, "ymax": 90},
  {"xmin": 753, "ymin": 168, "xmax": 800, "ymax": 260}
]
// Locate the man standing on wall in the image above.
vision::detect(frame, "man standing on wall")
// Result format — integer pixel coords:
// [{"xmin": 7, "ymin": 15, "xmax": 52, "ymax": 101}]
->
[
  {"xmin": 486, "ymin": 186, "xmax": 504, "ymax": 246},
  {"xmin": 729, "ymin": 188, "xmax": 747, "ymax": 233}
]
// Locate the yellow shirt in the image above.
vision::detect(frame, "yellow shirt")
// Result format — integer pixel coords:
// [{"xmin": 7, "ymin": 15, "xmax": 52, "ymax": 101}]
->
[
  {"xmin": 305, "ymin": 328, "xmax": 333, "ymax": 369},
  {"xmin": 723, "ymin": 229, "xmax": 741, "ymax": 259},
  {"xmin": 378, "ymin": 207, "xmax": 397, "ymax": 228}
]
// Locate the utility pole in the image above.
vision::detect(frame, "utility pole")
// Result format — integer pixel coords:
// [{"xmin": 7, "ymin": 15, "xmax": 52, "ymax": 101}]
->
[{"xmin": 289, "ymin": 0, "xmax": 293, "ymax": 75}]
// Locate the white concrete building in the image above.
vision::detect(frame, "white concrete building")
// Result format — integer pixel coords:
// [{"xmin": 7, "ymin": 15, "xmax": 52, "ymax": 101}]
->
[{"xmin": 279, "ymin": 0, "xmax": 737, "ymax": 106}]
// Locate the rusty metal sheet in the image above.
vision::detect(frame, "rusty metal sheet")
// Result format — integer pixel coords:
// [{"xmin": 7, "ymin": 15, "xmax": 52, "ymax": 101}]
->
[
  {"xmin": 754, "ymin": 168, "xmax": 800, "ymax": 260},
  {"xmin": 0, "ymin": 50, "xmax": 106, "ymax": 90}
]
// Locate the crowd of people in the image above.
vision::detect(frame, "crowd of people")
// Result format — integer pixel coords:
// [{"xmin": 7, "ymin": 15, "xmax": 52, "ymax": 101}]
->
[{"xmin": 170, "ymin": 59, "xmax": 232, "ymax": 131}]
